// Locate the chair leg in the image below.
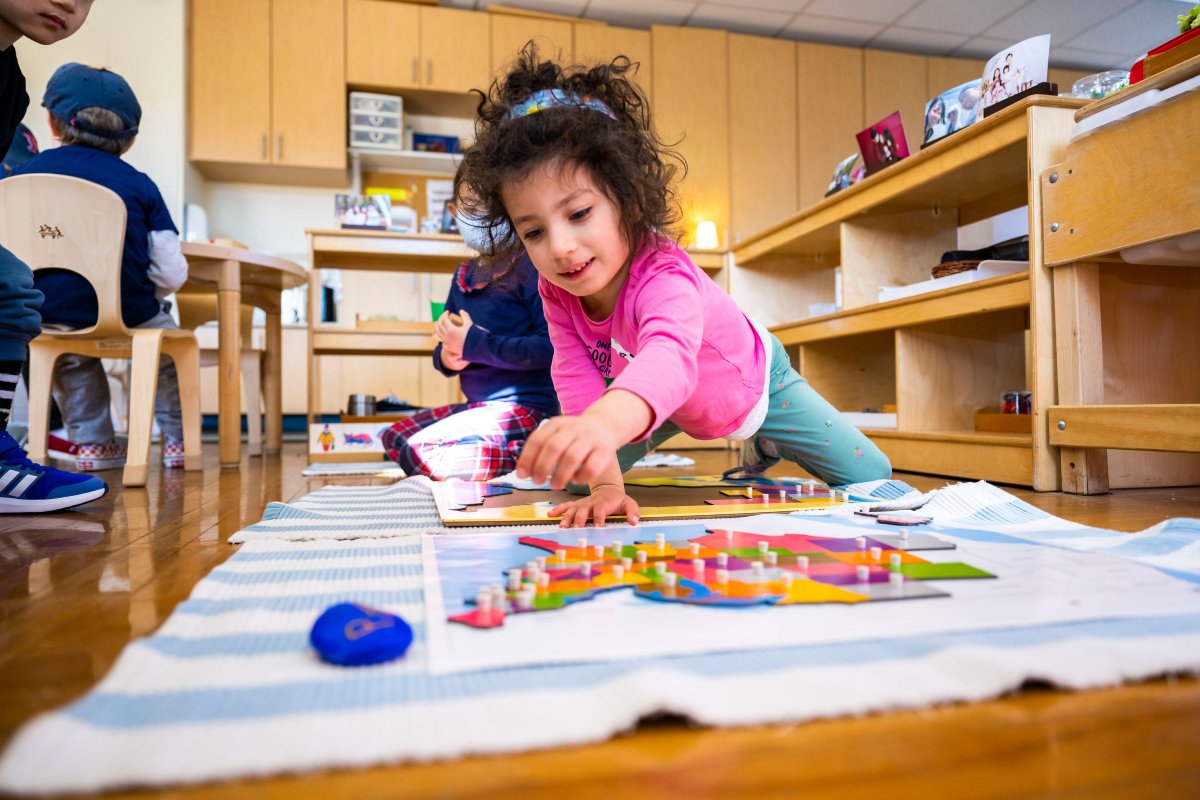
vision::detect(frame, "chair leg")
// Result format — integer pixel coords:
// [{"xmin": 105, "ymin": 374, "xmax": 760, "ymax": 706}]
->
[
  {"xmin": 241, "ymin": 351, "xmax": 263, "ymax": 457},
  {"xmin": 124, "ymin": 330, "xmax": 164, "ymax": 487},
  {"xmin": 166, "ymin": 339, "xmax": 204, "ymax": 472},
  {"xmin": 26, "ymin": 344, "xmax": 62, "ymax": 464}
]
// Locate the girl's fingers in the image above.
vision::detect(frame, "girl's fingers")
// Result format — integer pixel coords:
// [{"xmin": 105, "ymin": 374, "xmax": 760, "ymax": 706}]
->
[
  {"xmin": 550, "ymin": 444, "xmax": 589, "ymax": 491},
  {"xmin": 516, "ymin": 428, "xmax": 551, "ymax": 478}
]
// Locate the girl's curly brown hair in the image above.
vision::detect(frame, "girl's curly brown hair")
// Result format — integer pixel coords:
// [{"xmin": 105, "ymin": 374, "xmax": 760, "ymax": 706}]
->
[{"xmin": 456, "ymin": 43, "xmax": 686, "ymax": 262}]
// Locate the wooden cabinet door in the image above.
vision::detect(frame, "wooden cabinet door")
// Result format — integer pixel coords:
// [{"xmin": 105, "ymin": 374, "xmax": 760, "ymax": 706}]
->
[
  {"xmin": 729, "ymin": 34, "xmax": 796, "ymax": 244},
  {"xmin": 573, "ymin": 23, "xmax": 651, "ymax": 94},
  {"xmin": 346, "ymin": 0, "xmax": 421, "ymax": 90},
  {"xmin": 271, "ymin": 0, "xmax": 345, "ymax": 169},
  {"xmin": 490, "ymin": 15, "xmax": 573, "ymax": 78},
  {"xmin": 421, "ymin": 6, "xmax": 491, "ymax": 94},
  {"xmin": 797, "ymin": 43, "xmax": 863, "ymax": 209},
  {"xmin": 189, "ymin": 0, "xmax": 271, "ymax": 165},
  {"xmin": 651, "ymin": 25, "xmax": 729, "ymax": 249}
]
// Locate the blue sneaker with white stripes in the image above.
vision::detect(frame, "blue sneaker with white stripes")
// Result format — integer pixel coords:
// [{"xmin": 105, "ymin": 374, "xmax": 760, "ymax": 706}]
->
[{"xmin": 0, "ymin": 431, "xmax": 108, "ymax": 513}]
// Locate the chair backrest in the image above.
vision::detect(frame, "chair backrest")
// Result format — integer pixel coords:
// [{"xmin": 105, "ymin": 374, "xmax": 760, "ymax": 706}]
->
[{"xmin": 0, "ymin": 174, "xmax": 128, "ymax": 336}]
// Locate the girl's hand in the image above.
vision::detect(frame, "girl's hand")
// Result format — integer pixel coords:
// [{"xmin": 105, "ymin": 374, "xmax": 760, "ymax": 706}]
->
[
  {"xmin": 434, "ymin": 309, "xmax": 472, "ymax": 353},
  {"xmin": 551, "ymin": 484, "xmax": 640, "ymax": 528},
  {"xmin": 517, "ymin": 415, "xmax": 619, "ymax": 490},
  {"xmin": 439, "ymin": 346, "xmax": 469, "ymax": 371}
]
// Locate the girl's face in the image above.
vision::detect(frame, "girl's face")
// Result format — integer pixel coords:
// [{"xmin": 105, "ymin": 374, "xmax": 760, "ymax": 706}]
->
[{"xmin": 502, "ymin": 159, "xmax": 631, "ymax": 319}]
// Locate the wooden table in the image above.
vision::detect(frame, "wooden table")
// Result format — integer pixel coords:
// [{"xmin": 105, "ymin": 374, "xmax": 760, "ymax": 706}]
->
[
  {"xmin": 1040, "ymin": 57, "xmax": 1200, "ymax": 493},
  {"xmin": 179, "ymin": 243, "xmax": 306, "ymax": 467}
]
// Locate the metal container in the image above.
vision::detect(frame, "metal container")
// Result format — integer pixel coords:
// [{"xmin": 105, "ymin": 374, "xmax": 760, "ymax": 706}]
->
[{"xmin": 347, "ymin": 394, "xmax": 376, "ymax": 416}]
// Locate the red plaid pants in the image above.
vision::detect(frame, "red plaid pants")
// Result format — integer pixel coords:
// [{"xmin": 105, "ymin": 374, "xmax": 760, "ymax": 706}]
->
[{"xmin": 380, "ymin": 401, "xmax": 549, "ymax": 480}]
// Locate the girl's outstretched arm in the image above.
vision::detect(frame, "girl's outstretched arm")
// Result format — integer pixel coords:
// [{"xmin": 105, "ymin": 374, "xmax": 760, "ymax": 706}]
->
[{"xmin": 516, "ymin": 389, "xmax": 651, "ymax": 490}]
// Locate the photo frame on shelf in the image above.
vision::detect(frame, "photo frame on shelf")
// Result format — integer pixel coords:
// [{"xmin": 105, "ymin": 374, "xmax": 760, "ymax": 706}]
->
[
  {"xmin": 981, "ymin": 34, "xmax": 1054, "ymax": 117},
  {"xmin": 921, "ymin": 79, "xmax": 984, "ymax": 149},
  {"xmin": 856, "ymin": 111, "xmax": 910, "ymax": 176},
  {"xmin": 825, "ymin": 152, "xmax": 865, "ymax": 197},
  {"xmin": 335, "ymin": 194, "xmax": 391, "ymax": 231}
]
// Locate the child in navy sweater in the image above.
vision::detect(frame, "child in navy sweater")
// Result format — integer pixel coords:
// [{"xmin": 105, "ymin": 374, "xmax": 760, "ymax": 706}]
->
[
  {"xmin": 381, "ymin": 196, "xmax": 558, "ymax": 479},
  {"xmin": 14, "ymin": 63, "xmax": 189, "ymax": 471}
]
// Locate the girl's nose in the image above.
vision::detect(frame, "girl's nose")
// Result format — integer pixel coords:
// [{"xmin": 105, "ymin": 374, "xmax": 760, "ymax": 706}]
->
[{"xmin": 549, "ymin": 227, "xmax": 576, "ymax": 259}]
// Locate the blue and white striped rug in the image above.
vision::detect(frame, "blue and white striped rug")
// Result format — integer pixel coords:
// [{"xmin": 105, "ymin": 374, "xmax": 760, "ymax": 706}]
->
[{"xmin": 2, "ymin": 478, "xmax": 1199, "ymax": 795}]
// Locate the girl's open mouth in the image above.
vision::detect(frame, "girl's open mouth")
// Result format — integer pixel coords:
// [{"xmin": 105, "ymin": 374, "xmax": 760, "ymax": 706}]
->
[{"xmin": 560, "ymin": 258, "xmax": 593, "ymax": 281}]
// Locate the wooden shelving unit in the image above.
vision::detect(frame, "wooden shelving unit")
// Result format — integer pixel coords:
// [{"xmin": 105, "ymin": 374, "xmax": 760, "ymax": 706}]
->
[
  {"xmin": 731, "ymin": 96, "xmax": 1088, "ymax": 490},
  {"xmin": 1040, "ymin": 57, "xmax": 1200, "ymax": 493}
]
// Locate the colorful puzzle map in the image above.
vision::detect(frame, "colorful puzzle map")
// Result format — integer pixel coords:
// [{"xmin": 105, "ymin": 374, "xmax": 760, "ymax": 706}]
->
[{"xmin": 448, "ymin": 528, "xmax": 994, "ymax": 629}]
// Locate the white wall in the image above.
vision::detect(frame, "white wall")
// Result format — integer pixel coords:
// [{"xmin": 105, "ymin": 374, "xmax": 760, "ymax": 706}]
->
[{"xmin": 16, "ymin": 0, "xmax": 187, "ymax": 223}]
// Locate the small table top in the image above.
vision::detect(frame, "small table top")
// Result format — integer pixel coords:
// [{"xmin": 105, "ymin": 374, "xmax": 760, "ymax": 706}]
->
[{"xmin": 180, "ymin": 241, "xmax": 307, "ymax": 292}]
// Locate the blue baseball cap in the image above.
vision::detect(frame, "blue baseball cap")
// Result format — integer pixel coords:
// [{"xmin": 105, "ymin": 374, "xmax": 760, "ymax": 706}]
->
[{"xmin": 42, "ymin": 63, "xmax": 141, "ymax": 141}]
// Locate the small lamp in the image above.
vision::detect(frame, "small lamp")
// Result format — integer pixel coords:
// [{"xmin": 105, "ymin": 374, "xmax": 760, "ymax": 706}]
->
[{"xmin": 694, "ymin": 220, "xmax": 719, "ymax": 250}]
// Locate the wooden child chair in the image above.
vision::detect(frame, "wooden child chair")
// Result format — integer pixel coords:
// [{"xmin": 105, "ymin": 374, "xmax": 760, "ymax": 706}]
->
[
  {"xmin": 175, "ymin": 294, "xmax": 267, "ymax": 456},
  {"xmin": 0, "ymin": 174, "xmax": 203, "ymax": 487}
]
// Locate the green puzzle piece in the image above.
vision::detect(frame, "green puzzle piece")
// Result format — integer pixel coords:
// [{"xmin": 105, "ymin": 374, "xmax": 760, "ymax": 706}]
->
[{"xmin": 897, "ymin": 562, "xmax": 995, "ymax": 580}]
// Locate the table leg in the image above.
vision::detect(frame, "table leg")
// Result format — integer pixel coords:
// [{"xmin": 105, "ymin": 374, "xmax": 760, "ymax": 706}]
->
[
  {"xmin": 217, "ymin": 259, "xmax": 243, "ymax": 469},
  {"xmin": 264, "ymin": 307, "xmax": 283, "ymax": 454}
]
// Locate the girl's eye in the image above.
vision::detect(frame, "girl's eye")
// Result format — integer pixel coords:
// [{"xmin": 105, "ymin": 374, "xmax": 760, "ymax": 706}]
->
[
  {"xmin": 521, "ymin": 227, "xmax": 543, "ymax": 241},
  {"xmin": 569, "ymin": 207, "xmax": 591, "ymax": 222}
]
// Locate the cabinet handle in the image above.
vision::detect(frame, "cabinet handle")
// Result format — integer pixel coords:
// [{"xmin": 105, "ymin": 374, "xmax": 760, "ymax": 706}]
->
[
  {"xmin": 261, "ymin": 132, "xmax": 267, "ymax": 161},
  {"xmin": 276, "ymin": 134, "xmax": 283, "ymax": 162},
  {"xmin": 426, "ymin": 58, "xmax": 432, "ymax": 86},
  {"xmin": 412, "ymin": 57, "xmax": 418, "ymax": 84}
]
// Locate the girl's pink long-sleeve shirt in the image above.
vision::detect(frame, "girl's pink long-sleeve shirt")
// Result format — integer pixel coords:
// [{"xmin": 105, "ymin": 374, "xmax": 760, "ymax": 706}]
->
[{"xmin": 538, "ymin": 235, "xmax": 766, "ymax": 441}]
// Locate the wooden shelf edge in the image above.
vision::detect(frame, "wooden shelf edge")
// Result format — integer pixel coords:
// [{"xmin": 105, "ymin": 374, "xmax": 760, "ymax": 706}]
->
[
  {"xmin": 774, "ymin": 273, "xmax": 1029, "ymax": 345},
  {"xmin": 866, "ymin": 429, "xmax": 1033, "ymax": 447},
  {"xmin": 867, "ymin": 429, "xmax": 1035, "ymax": 486},
  {"xmin": 1048, "ymin": 404, "xmax": 1200, "ymax": 453}
]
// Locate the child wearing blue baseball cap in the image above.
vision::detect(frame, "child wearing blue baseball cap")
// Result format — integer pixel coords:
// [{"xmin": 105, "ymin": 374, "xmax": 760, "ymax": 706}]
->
[
  {"xmin": 12, "ymin": 62, "xmax": 191, "ymax": 472},
  {"xmin": 0, "ymin": 0, "xmax": 107, "ymax": 513}
]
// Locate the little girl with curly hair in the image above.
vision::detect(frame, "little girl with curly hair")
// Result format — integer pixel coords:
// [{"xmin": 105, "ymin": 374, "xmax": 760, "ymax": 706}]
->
[{"xmin": 456, "ymin": 47, "xmax": 890, "ymax": 527}]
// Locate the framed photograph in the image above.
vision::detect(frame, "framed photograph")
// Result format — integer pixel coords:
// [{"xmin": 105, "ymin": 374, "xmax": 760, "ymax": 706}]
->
[
  {"xmin": 982, "ymin": 34, "xmax": 1051, "ymax": 111},
  {"xmin": 825, "ymin": 152, "xmax": 864, "ymax": 197},
  {"xmin": 856, "ymin": 111, "xmax": 910, "ymax": 176},
  {"xmin": 440, "ymin": 200, "xmax": 459, "ymax": 235},
  {"xmin": 334, "ymin": 194, "xmax": 391, "ymax": 231},
  {"xmin": 922, "ymin": 79, "xmax": 984, "ymax": 147}
]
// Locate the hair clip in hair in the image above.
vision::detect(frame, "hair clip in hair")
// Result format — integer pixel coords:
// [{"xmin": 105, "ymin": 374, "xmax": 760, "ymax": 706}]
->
[{"xmin": 507, "ymin": 88, "xmax": 616, "ymax": 122}]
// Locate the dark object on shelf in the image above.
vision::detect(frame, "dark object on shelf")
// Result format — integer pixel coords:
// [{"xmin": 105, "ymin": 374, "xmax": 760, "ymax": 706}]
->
[
  {"xmin": 412, "ymin": 133, "xmax": 461, "ymax": 153},
  {"xmin": 377, "ymin": 398, "xmax": 422, "ymax": 413},
  {"xmin": 982, "ymin": 82, "xmax": 1058, "ymax": 118},
  {"xmin": 933, "ymin": 236, "xmax": 1029, "ymax": 277},
  {"xmin": 347, "ymin": 394, "xmax": 376, "ymax": 416}
]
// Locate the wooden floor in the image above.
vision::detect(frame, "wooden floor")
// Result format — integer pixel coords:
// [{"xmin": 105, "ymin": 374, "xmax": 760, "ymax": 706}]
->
[{"xmin": 2, "ymin": 443, "xmax": 1199, "ymax": 798}]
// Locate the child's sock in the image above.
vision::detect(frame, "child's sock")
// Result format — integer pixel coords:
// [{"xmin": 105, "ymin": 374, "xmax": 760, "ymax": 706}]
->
[{"xmin": 0, "ymin": 360, "xmax": 21, "ymax": 432}]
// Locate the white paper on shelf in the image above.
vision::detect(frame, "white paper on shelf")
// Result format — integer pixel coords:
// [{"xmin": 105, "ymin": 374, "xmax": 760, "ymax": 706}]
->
[
  {"xmin": 841, "ymin": 412, "xmax": 897, "ymax": 429},
  {"xmin": 878, "ymin": 260, "xmax": 1027, "ymax": 304}
]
